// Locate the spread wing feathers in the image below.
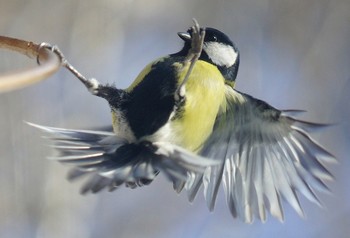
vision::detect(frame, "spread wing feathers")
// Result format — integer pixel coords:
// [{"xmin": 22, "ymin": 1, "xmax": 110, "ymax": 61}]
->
[
  {"xmin": 27, "ymin": 122, "xmax": 217, "ymax": 194},
  {"xmin": 185, "ymin": 88, "xmax": 336, "ymax": 223}
]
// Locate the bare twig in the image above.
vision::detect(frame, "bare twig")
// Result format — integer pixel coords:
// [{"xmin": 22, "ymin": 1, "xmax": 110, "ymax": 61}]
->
[
  {"xmin": 0, "ymin": 36, "xmax": 60, "ymax": 93},
  {"xmin": 175, "ymin": 19, "xmax": 206, "ymax": 102},
  {"xmin": 37, "ymin": 43, "xmax": 101, "ymax": 95}
]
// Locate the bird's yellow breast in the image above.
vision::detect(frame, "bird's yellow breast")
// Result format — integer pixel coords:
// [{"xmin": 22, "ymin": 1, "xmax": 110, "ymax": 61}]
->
[
  {"xmin": 116, "ymin": 58, "xmax": 226, "ymax": 152},
  {"xmin": 170, "ymin": 60, "xmax": 226, "ymax": 151}
]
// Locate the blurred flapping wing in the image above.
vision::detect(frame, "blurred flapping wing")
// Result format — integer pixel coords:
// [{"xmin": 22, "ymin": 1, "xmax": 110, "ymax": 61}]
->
[{"xmin": 186, "ymin": 87, "xmax": 336, "ymax": 223}]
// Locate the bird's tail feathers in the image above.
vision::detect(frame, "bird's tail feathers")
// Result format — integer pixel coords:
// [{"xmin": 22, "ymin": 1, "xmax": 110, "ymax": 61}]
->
[{"xmin": 27, "ymin": 122, "xmax": 218, "ymax": 194}]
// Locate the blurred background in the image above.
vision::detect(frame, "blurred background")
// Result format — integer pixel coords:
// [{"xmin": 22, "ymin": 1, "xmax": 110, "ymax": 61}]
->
[{"xmin": 0, "ymin": 0, "xmax": 349, "ymax": 237}]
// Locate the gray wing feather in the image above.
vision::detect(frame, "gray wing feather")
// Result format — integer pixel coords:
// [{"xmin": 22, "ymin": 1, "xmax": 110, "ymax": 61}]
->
[
  {"xmin": 185, "ymin": 87, "xmax": 336, "ymax": 222},
  {"xmin": 28, "ymin": 122, "xmax": 217, "ymax": 194}
]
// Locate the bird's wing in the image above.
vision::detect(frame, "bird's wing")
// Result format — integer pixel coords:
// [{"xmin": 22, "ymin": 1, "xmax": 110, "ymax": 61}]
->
[
  {"xmin": 28, "ymin": 122, "xmax": 217, "ymax": 194},
  {"xmin": 185, "ymin": 87, "xmax": 336, "ymax": 223}
]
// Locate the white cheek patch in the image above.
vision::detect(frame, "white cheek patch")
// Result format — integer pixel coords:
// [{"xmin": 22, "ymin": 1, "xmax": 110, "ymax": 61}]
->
[{"xmin": 203, "ymin": 42, "xmax": 238, "ymax": 67}]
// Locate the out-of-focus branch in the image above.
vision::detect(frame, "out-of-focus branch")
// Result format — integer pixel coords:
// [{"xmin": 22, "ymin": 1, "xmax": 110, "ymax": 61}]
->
[{"xmin": 0, "ymin": 36, "xmax": 60, "ymax": 93}]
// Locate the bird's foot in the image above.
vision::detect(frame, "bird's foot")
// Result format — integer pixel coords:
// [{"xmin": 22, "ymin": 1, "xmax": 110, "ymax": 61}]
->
[{"xmin": 36, "ymin": 42, "xmax": 101, "ymax": 95}]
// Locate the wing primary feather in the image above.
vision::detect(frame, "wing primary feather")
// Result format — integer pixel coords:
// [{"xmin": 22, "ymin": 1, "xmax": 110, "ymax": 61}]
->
[
  {"xmin": 295, "ymin": 164, "xmax": 331, "ymax": 194},
  {"xmin": 292, "ymin": 127, "xmax": 337, "ymax": 164},
  {"xmin": 273, "ymin": 138, "xmax": 322, "ymax": 206},
  {"xmin": 279, "ymin": 138, "xmax": 329, "ymax": 193},
  {"xmin": 80, "ymin": 174, "xmax": 112, "ymax": 194},
  {"xmin": 223, "ymin": 157, "xmax": 238, "ymax": 218},
  {"xmin": 231, "ymin": 158, "xmax": 246, "ymax": 221},
  {"xmin": 47, "ymin": 153, "xmax": 105, "ymax": 164},
  {"xmin": 67, "ymin": 168, "xmax": 89, "ymax": 181},
  {"xmin": 263, "ymin": 147, "xmax": 284, "ymax": 221},
  {"xmin": 186, "ymin": 174, "xmax": 203, "ymax": 202},
  {"xmin": 286, "ymin": 116, "xmax": 333, "ymax": 134},
  {"xmin": 253, "ymin": 144, "xmax": 267, "ymax": 222},
  {"xmin": 27, "ymin": 122, "xmax": 115, "ymax": 137},
  {"xmin": 50, "ymin": 145, "xmax": 94, "ymax": 150},
  {"xmin": 271, "ymin": 149, "xmax": 305, "ymax": 217},
  {"xmin": 173, "ymin": 181, "xmax": 185, "ymax": 194},
  {"xmin": 204, "ymin": 161, "xmax": 225, "ymax": 212},
  {"xmin": 281, "ymin": 109, "xmax": 307, "ymax": 116},
  {"xmin": 291, "ymin": 133, "xmax": 334, "ymax": 181},
  {"xmin": 278, "ymin": 137, "xmax": 331, "ymax": 194}
]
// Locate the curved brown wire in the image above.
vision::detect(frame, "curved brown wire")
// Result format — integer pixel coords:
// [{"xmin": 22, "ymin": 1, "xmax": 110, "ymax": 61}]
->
[{"xmin": 0, "ymin": 36, "xmax": 60, "ymax": 93}]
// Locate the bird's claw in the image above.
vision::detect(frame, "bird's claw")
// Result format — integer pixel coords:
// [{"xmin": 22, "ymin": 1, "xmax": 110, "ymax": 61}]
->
[
  {"xmin": 188, "ymin": 19, "xmax": 205, "ymax": 61},
  {"xmin": 36, "ymin": 42, "xmax": 67, "ymax": 66},
  {"xmin": 36, "ymin": 42, "xmax": 101, "ymax": 95}
]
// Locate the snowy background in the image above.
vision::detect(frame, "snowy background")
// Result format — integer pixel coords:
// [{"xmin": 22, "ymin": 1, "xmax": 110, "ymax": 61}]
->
[{"xmin": 0, "ymin": 0, "xmax": 349, "ymax": 237}]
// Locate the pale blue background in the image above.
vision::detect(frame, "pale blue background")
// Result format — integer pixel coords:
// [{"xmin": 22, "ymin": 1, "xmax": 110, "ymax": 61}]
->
[{"xmin": 0, "ymin": 0, "xmax": 349, "ymax": 237}]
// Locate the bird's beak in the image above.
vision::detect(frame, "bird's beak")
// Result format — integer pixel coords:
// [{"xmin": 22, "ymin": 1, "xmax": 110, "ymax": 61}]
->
[{"xmin": 177, "ymin": 32, "xmax": 191, "ymax": 42}]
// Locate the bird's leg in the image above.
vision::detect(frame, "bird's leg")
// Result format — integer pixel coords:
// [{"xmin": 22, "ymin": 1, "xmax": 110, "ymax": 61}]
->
[
  {"xmin": 175, "ymin": 19, "xmax": 206, "ymax": 103},
  {"xmin": 37, "ymin": 43, "xmax": 101, "ymax": 95}
]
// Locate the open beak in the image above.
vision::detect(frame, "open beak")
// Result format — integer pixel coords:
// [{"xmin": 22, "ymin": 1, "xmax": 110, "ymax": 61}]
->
[{"xmin": 177, "ymin": 32, "xmax": 191, "ymax": 42}]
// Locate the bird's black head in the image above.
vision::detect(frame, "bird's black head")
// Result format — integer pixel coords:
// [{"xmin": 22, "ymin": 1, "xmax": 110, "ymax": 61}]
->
[{"xmin": 177, "ymin": 27, "xmax": 240, "ymax": 85}]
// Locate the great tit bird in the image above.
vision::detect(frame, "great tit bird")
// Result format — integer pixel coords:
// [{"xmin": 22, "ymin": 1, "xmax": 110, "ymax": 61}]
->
[{"xmin": 31, "ymin": 22, "xmax": 335, "ymax": 223}]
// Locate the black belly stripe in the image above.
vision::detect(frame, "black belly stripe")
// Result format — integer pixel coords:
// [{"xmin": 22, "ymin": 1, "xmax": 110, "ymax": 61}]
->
[{"xmin": 121, "ymin": 57, "xmax": 184, "ymax": 139}]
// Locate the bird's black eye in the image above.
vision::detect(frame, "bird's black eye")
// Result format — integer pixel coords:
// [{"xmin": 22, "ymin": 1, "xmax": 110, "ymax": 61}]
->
[{"xmin": 212, "ymin": 36, "xmax": 218, "ymax": 42}]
